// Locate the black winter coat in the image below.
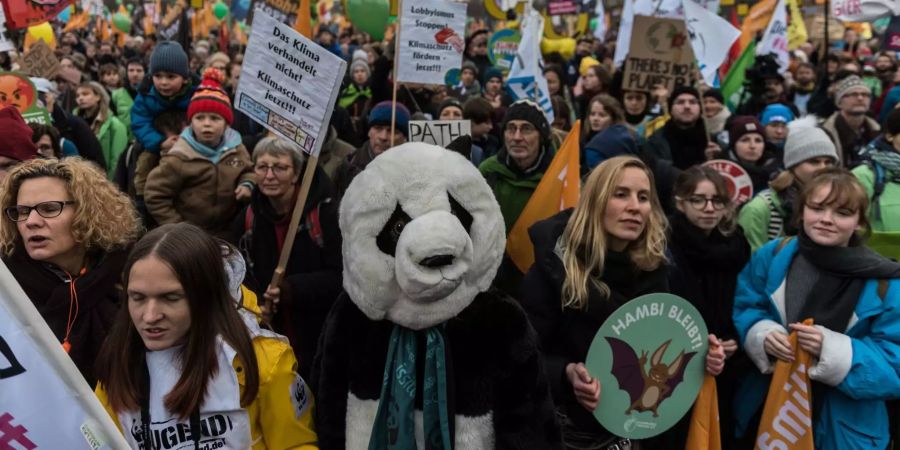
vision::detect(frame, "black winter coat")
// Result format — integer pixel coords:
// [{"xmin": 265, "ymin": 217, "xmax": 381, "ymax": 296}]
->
[
  {"xmin": 519, "ymin": 209, "xmax": 668, "ymax": 440},
  {"xmin": 4, "ymin": 248, "xmax": 128, "ymax": 386},
  {"xmin": 231, "ymin": 167, "xmax": 342, "ymax": 379}
]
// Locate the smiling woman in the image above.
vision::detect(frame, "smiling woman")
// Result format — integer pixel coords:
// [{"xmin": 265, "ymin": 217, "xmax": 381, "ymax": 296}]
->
[{"xmin": 0, "ymin": 157, "xmax": 141, "ymax": 385}]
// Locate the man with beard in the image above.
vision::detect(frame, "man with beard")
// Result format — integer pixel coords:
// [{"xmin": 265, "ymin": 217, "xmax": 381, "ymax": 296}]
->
[
  {"xmin": 739, "ymin": 71, "xmax": 800, "ymax": 118},
  {"xmin": 822, "ymin": 75, "xmax": 880, "ymax": 167},
  {"xmin": 874, "ymin": 52, "xmax": 899, "ymax": 118},
  {"xmin": 790, "ymin": 62, "xmax": 817, "ymax": 116}
]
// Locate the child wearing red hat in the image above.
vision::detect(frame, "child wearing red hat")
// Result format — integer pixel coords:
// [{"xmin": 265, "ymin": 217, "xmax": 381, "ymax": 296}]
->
[{"xmin": 144, "ymin": 68, "xmax": 255, "ymax": 238}]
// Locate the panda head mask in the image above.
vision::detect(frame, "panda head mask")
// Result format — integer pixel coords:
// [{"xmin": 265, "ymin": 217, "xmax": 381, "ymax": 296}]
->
[{"xmin": 339, "ymin": 140, "xmax": 506, "ymax": 330}]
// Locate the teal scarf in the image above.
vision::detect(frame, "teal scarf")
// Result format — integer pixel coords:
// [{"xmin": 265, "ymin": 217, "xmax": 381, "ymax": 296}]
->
[
  {"xmin": 179, "ymin": 127, "xmax": 242, "ymax": 164},
  {"xmin": 368, "ymin": 325, "xmax": 453, "ymax": 450}
]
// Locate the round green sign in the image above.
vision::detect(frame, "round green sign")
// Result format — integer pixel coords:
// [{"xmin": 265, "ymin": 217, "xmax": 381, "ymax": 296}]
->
[
  {"xmin": 585, "ymin": 293, "xmax": 708, "ymax": 439},
  {"xmin": 487, "ymin": 29, "xmax": 521, "ymax": 74}
]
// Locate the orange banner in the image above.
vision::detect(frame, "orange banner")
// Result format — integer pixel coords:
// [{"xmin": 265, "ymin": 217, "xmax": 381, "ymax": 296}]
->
[{"xmin": 685, "ymin": 373, "xmax": 722, "ymax": 450}]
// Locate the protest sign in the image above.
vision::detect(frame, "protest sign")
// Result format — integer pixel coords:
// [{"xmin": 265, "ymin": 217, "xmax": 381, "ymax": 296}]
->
[
  {"xmin": 703, "ymin": 159, "xmax": 754, "ymax": 206},
  {"xmin": 488, "ymin": 29, "xmax": 520, "ymax": 74},
  {"xmin": 0, "ymin": 261, "xmax": 129, "ymax": 449},
  {"xmin": 0, "ymin": 0, "xmax": 73, "ymax": 29},
  {"xmin": 0, "ymin": 7, "xmax": 14, "ymax": 52},
  {"xmin": 883, "ymin": 16, "xmax": 900, "ymax": 52},
  {"xmin": 235, "ymin": 8, "xmax": 346, "ymax": 157},
  {"xmin": 547, "ymin": 0, "xmax": 578, "ymax": 15},
  {"xmin": 395, "ymin": 0, "xmax": 467, "ymax": 86},
  {"xmin": 20, "ymin": 39, "xmax": 60, "ymax": 80},
  {"xmin": 408, "ymin": 120, "xmax": 471, "ymax": 147},
  {"xmin": 621, "ymin": 16, "xmax": 696, "ymax": 93},
  {"xmin": 0, "ymin": 72, "xmax": 52, "ymax": 124},
  {"xmin": 832, "ymin": 0, "xmax": 900, "ymax": 22},
  {"xmin": 585, "ymin": 293, "xmax": 708, "ymax": 439}
]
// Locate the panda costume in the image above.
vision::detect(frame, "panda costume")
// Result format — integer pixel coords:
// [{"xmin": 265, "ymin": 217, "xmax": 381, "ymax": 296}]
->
[{"xmin": 312, "ymin": 138, "xmax": 562, "ymax": 449}]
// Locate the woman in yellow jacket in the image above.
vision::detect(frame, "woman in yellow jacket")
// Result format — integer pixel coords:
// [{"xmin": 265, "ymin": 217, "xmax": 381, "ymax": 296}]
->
[{"xmin": 95, "ymin": 222, "xmax": 317, "ymax": 449}]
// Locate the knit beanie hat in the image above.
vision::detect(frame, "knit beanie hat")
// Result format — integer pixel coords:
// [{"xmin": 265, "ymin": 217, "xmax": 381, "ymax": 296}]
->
[
  {"xmin": 461, "ymin": 60, "xmax": 478, "ymax": 77},
  {"xmin": 668, "ymin": 85, "xmax": 701, "ymax": 112},
  {"xmin": 482, "ymin": 66, "xmax": 503, "ymax": 85},
  {"xmin": 350, "ymin": 58, "xmax": 370, "ymax": 78},
  {"xmin": 702, "ymin": 88, "xmax": 724, "ymax": 105},
  {"xmin": 187, "ymin": 68, "xmax": 233, "ymax": 125},
  {"xmin": 502, "ymin": 99, "xmax": 551, "ymax": 146},
  {"xmin": 761, "ymin": 103, "xmax": 795, "ymax": 126},
  {"xmin": 352, "ymin": 49, "xmax": 368, "ymax": 63},
  {"xmin": 579, "ymin": 56, "xmax": 600, "ymax": 76},
  {"xmin": 438, "ymin": 98, "xmax": 463, "ymax": 118},
  {"xmin": 728, "ymin": 116, "xmax": 764, "ymax": 148},
  {"xmin": 783, "ymin": 117, "xmax": 838, "ymax": 168},
  {"xmin": 368, "ymin": 101, "xmax": 411, "ymax": 137},
  {"xmin": 150, "ymin": 41, "xmax": 190, "ymax": 78},
  {"xmin": 833, "ymin": 75, "xmax": 871, "ymax": 106},
  {"xmin": 0, "ymin": 106, "xmax": 38, "ymax": 162}
]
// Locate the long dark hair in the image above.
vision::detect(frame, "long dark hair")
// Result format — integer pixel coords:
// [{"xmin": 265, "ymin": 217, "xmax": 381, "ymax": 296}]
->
[{"xmin": 96, "ymin": 223, "xmax": 259, "ymax": 419}]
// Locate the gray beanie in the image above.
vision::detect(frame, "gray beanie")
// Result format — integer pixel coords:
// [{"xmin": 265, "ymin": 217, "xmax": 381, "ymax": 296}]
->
[
  {"xmin": 834, "ymin": 75, "xmax": 871, "ymax": 106},
  {"xmin": 783, "ymin": 120, "xmax": 838, "ymax": 168},
  {"xmin": 350, "ymin": 58, "xmax": 370, "ymax": 78},
  {"xmin": 150, "ymin": 41, "xmax": 190, "ymax": 78}
]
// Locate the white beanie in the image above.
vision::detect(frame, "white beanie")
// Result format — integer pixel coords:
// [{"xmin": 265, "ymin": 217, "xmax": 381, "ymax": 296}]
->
[{"xmin": 783, "ymin": 116, "xmax": 839, "ymax": 168}]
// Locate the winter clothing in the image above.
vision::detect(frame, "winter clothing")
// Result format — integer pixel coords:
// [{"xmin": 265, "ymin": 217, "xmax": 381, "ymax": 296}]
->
[
  {"xmin": 833, "ymin": 74, "xmax": 871, "ymax": 106},
  {"xmin": 4, "ymin": 248, "xmax": 128, "ymax": 387},
  {"xmin": 349, "ymin": 58, "xmax": 370, "ymax": 79},
  {"xmin": 738, "ymin": 187, "xmax": 800, "ymax": 251},
  {"xmin": 643, "ymin": 118, "xmax": 708, "ymax": 170},
  {"xmin": 583, "ymin": 123, "xmax": 638, "ymax": 169},
  {"xmin": 783, "ymin": 123, "xmax": 840, "ymax": 169},
  {"xmin": 760, "ymin": 103, "xmax": 795, "ymax": 126},
  {"xmin": 333, "ymin": 141, "xmax": 376, "ymax": 201},
  {"xmin": 727, "ymin": 148, "xmax": 779, "ymax": 195},
  {"xmin": 109, "ymin": 87, "xmax": 134, "ymax": 135},
  {"xmin": 668, "ymin": 85, "xmax": 701, "ymax": 112},
  {"xmin": 130, "ymin": 74, "xmax": 196, "ymax": 154},
  {"xmin": 733, "ymin": 236, "xmax": 900, "ymax": 450},
  {"xmin": 821, "ymin": 112, "xmax": 881, "ymax": 167},
  {"xmin": 0, "ymin": 106, "xmax": 38, "ymax": 162},
  {"xmin": 318, "ymin": 126, "xmax": 357, "ymax": 182},
  {"xmin": 96, "ymin": 329, "xmax": 319, "ymax": 449},
  {"xmin": 149, "ymin": 40, "xmax": 190, "ymax": 78},
  {"xmin": 502, "ymin": 99, "xmax": 553, "ymax": 149},
  {"xmin": 479, "ymin": 146, "xmax": 550, "ymax": 233},
  {"xmin": 704, "ymin": 107, "xmax": 731, "ymax": 137},
  {"xmin": 187, "ymin": 68, "xmax": 233, "ymax": 125},
  {"xmin": 728, "ymin": 116, "xmax": 764, "ymax": 148},
  {"xmin": 852, "ymin": 138, "xmax": 900, "ymax": 232},
  {"xmin": 482, "ymin": 66, "xmax": 503, "ymax": 85},
  {"xmin": 702, "ymin": 88, "xmax": 724, "ymax": 105},
  {"xmin": 75, "ymin": 105, "xmax": 128, "ymax": 179},
  {"xmin": 50, "ymin": 106, "xmax": 106, "ymax": 171},
  {"xmin": 232, "ymin": 169, "xmax": 342, "ymax": 380},
  {"xmin": 367, "ymin": 100, "xmax": 410, "ymax": 137},
  {"xmin": 144, "ymin": 127, "xmax": 254, "ymax": 237},
  {"xmin": 337, "ymin": 81, "xmax": 371, "ymax": 117},
  {"xmin": 519, "ymin": 208, "xmax": 668, "ymax": 444}
]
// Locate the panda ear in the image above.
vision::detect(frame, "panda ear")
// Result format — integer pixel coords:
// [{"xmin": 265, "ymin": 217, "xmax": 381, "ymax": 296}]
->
[{"xmin": 445, "ymin": 135, "xmax": 472, "ymax": 160}]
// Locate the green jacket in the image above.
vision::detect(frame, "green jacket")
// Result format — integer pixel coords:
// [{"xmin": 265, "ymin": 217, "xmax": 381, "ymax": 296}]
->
[
  {"xmin": 853, "ymin": 163, "xmax": 900, "ymax": 232},
  {"xmin": 738, "ymin": 189, "xmax": 788, "ymax": 252},
  {"xmin": 111, "ymin": 88, "xmax": 134, "ymax": 137},
  {"xmin": 97, "ymin": 115, "xmax": 129, "ymax": 179},
  {"xmin": 479, "ymin": 155, "xmax": 544, "ymax": 234}
]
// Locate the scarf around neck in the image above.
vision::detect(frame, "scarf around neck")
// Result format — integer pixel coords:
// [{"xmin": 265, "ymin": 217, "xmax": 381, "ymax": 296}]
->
[
  {"xmin": 369, "ymin": 325, "xmax": 453, "ymax": 450},
  {"xmin": 179, "ymin": 127, "xmax": 241, "ymax": 164}
]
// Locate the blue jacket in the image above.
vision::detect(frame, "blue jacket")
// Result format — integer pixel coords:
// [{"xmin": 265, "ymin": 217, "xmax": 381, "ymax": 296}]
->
[
  {"xmin": 733, "ymin": 238, "xmax": 900, "ymax": 450},
  {"xmin": 583, "ymin": 124, "xmax": 638, "ymax": 170},
  {"xmin": 879, "ymin": 85, "xmax": 900, "ymax": 124},
  {"xmin": 130, "ymin": 80, "xmax": 195, "ymax": 154}
]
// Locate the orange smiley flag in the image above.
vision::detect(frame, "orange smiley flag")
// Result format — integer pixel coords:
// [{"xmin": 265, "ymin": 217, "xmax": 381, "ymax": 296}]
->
[
  {"xmin": 685, "ymin": 373, "xmax": 722, "ymax": 450},
  {"xmin": 754, "ymin": 318, "xmax": 815, "ymax": 450}
]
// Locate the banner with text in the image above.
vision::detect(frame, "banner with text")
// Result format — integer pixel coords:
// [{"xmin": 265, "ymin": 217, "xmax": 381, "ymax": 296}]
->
[
  {"xmin": 396, "ymin": 0, "xmax": 467, "ymax": 85},
  {"xmin": 236, "ymin": 8, "xmax": 346, "ymax": 156},
  {"xmin": 0, "ymin": 261, "xmax": 129, "ymax": 449},
  {"xmin": 622, "ymin": 16, "xmax": 697, "ymax": 93},
  {"xmin": 409, "ymin": 120, "xmax": 471, "ymax": 147}
]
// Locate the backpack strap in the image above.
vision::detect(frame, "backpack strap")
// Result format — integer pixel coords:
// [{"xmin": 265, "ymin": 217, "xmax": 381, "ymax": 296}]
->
[
  {"xmin": 761, "ymin": 191, "xmax": 785, "ymax": 240},
  {"xmin": 870, "ymin": 161, "xmax": 886, "ymax": 221}
]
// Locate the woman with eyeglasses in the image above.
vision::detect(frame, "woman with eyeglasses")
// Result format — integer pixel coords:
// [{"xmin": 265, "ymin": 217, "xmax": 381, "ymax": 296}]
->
[
  {"xmin": 0, "ymin": 158, "xmax": 141, "ymax": 385},
  {"xmin": 230, "ymin": 136, "xmax": 342, "ymax": 380},
  {"xmin": 666, "ymin": 166, "xmax": 750, "ymax": 449}
]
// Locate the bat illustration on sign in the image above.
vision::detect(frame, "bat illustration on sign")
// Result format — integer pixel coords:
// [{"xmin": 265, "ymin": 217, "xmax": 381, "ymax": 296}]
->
[{"xmin": 605, "ymin": 337, "xmax": 696, "ymax": 417}]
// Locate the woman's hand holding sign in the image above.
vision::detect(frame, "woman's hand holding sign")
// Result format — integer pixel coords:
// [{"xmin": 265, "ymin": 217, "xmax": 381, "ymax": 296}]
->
[
  {"xmin": 567, "ymin": 362, "xmax": 600, "ymax": 411},
  {"xmin": 705, "ymin": 334, "xmax": 725, "ymax": 376}
]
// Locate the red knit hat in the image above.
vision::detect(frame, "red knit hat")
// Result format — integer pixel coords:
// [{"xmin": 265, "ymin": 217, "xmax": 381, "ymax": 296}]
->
[
  {"xmin": 0, "ymin": 106, "xmax": 38, "ymax": 162},
  {"xmin": 187, "ymin": 68, "xmax": 233, "ymax": 125}
]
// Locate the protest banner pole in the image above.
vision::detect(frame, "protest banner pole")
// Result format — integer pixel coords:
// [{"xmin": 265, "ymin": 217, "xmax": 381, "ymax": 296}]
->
[{"xmin": 391, "ymin": 0, "xmax": 404, "ymax": 147}]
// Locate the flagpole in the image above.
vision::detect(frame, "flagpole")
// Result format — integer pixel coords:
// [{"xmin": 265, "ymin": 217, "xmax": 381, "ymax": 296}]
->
[
  {"xmin": 823, "ymin": 0, "xmax": 830, "ymax": 63},
  {"xmin": 390, "ymin": 0, "xmax": 403, "ymax": 147}
]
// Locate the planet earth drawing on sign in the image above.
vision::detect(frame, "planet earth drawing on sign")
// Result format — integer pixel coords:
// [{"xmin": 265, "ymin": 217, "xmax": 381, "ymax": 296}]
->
[{"xmin": 646, "ymin": 21, "xmax": 687, "ymax": 55}]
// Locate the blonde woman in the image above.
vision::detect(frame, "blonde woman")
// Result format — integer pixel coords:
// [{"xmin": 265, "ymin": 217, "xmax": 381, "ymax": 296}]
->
[
  {"xmin": 0, "ymin": 158, "xmax": 141, "ymax": 385},
  {"xmin": 519, "ymin": 156, "xmax": 725, "ymax": 449}
]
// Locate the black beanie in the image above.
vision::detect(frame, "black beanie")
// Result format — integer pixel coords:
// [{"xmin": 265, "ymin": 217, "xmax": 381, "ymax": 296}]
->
[
  {"xmin": 702, "ymin": 88, "xmax": 724, "ymax": 105},
  {"xmin": 668, "ymin": 85, "xmax": 701, "ymax": 112},
  {"xmin": 502, "ymin": 99, "xmax": 551, "ymax": 146},
  {"xmin": 150, "ymin": 41, "xmax": 190, "ymax": 78}
]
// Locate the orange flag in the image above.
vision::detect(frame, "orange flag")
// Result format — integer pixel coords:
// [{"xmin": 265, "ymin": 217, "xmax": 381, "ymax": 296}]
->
[
  {"xmin": 506, "ymin": 121, "xmax": 581, "ymax": 273},
  {"xmin": 739, "ymin": 0, "xmax": 778, "ymax": 50},
  {"xmin": 293, "ymin": 0, "xmax": 311, "ymax": 38},
  {"xmin": 685, "ymin": 373, "xmax": 722, "ymax": 450},
  {"xmin": 754, "ymin": 319, "xmax": 815, "ymax": 450}
]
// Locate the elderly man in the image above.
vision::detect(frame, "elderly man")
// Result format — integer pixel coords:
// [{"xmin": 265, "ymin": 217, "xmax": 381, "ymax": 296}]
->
[{"xmin": 822, "ymin": 75, "xmax": 880, "ymax": 167}]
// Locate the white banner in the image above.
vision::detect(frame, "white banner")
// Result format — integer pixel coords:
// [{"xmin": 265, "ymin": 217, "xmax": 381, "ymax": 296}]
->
[
  {"xmin": 506, "ymin": 8, "xmax": 554, "ymax": 124},
  {"xmin": 0, "ymin": 261, "xmax": 129, "ymax": 449},
  {"xmin": 756, "ymin": 0, "xmax": 789, "ymax": 74},
  {"xmin": 396, "ymin": 0, "xmax": 467, "ymax": 85},
  {"xmin": 683, "ymin": 0, "xmax": 739, "ymax": 85},
  {"xmin": 832, "ymin": 0, "xmax": 900, "ymax": 22},
  {"xmin": 408, "ymin": 120, "xmax": 471, "ymax": 147},
  {"xmin": 235, "ymin": 7, "xmax": 346, "ymax": 157}
]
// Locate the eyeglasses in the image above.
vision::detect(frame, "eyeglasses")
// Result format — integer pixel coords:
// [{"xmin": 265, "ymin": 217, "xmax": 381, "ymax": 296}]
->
[
  {"xmin": 682, "ymin": 196, "xmax": 727, "ymax": 211},
  {"xmin": 254, "ymin": 164, "xmax": 292, "ymax": 176},
  {"xmin": 5, "ymin": 201, "xmax": 76, "ymax": 222},
  {"xmin": 504, "ymin": 123, "xmax": 537, "ymax": 136}
]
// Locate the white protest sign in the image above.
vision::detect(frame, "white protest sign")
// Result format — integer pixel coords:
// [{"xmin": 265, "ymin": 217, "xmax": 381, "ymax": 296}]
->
[
  {"xmin": 0, "ymin": 7, "xmax": 14, "ymax": 52},
  {"xmin": 235, "ymin": 7, "xmax": 346, "ymax": 156},
  {"xmin": 408, "ymin": 120, "xmax": 471, "ymax": 147},
  {"xmin": 396, "ymin": 0, "xmax": 467, "ymax": 85},
  {"xmin": 0, "ymin": 261, "xmax": 129, "ymax": 449}
]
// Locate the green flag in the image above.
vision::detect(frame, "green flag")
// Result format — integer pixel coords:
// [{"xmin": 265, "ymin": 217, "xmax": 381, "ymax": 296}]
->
[{"xmin": 723, "ymin": 40, "xmax": 756, "ymax": 112}]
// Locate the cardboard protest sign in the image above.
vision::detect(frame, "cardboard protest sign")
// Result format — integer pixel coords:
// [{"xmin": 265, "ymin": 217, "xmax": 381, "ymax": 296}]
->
[
  {"xmin": 20, "ymin": 39, "xmax": 60, "ymax": 80},
  {"xmin": 703, "ymin": 159, "xmax": 754, "ymax": 206},
  {"xmin": 395, "ymin": 0, "xmax": 468, "ymax": 86},
  {"xmin": 0, "ymin": 72, "xmax": 52, "ymax": 124},
  {"xmin": 488, "ymin": 29, "xmax": 520, "ymax": 74},
  {"xmin": 251, "ymin": 0, "xmax": 302, "ymax": 26},
  {"xmin": 585, "ymin": 293, "xmax": 708, "ymax": 439},
  {"xmin": 0, "ymin": 0, "xmax": 73, "ymax": 29},
  {"xmin": 621, "ymin": 16, "xmax": 696, "ymax": 93},
  {"xmin": 408, "ymin": 120, "xmax": 471, "ymax": 147},
  {"xmin": 0, "ymin": 261, "xmax": 129, "ymax": 449},
  {"xmin": 235, "ymin": 8, "xmax": 345, "ymax": 156}
]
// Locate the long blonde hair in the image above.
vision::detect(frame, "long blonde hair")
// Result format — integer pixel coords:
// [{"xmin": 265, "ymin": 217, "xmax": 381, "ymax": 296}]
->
[{"xmin": 561, "ymin": 156, "xmax": 667, "ymax": 310}]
